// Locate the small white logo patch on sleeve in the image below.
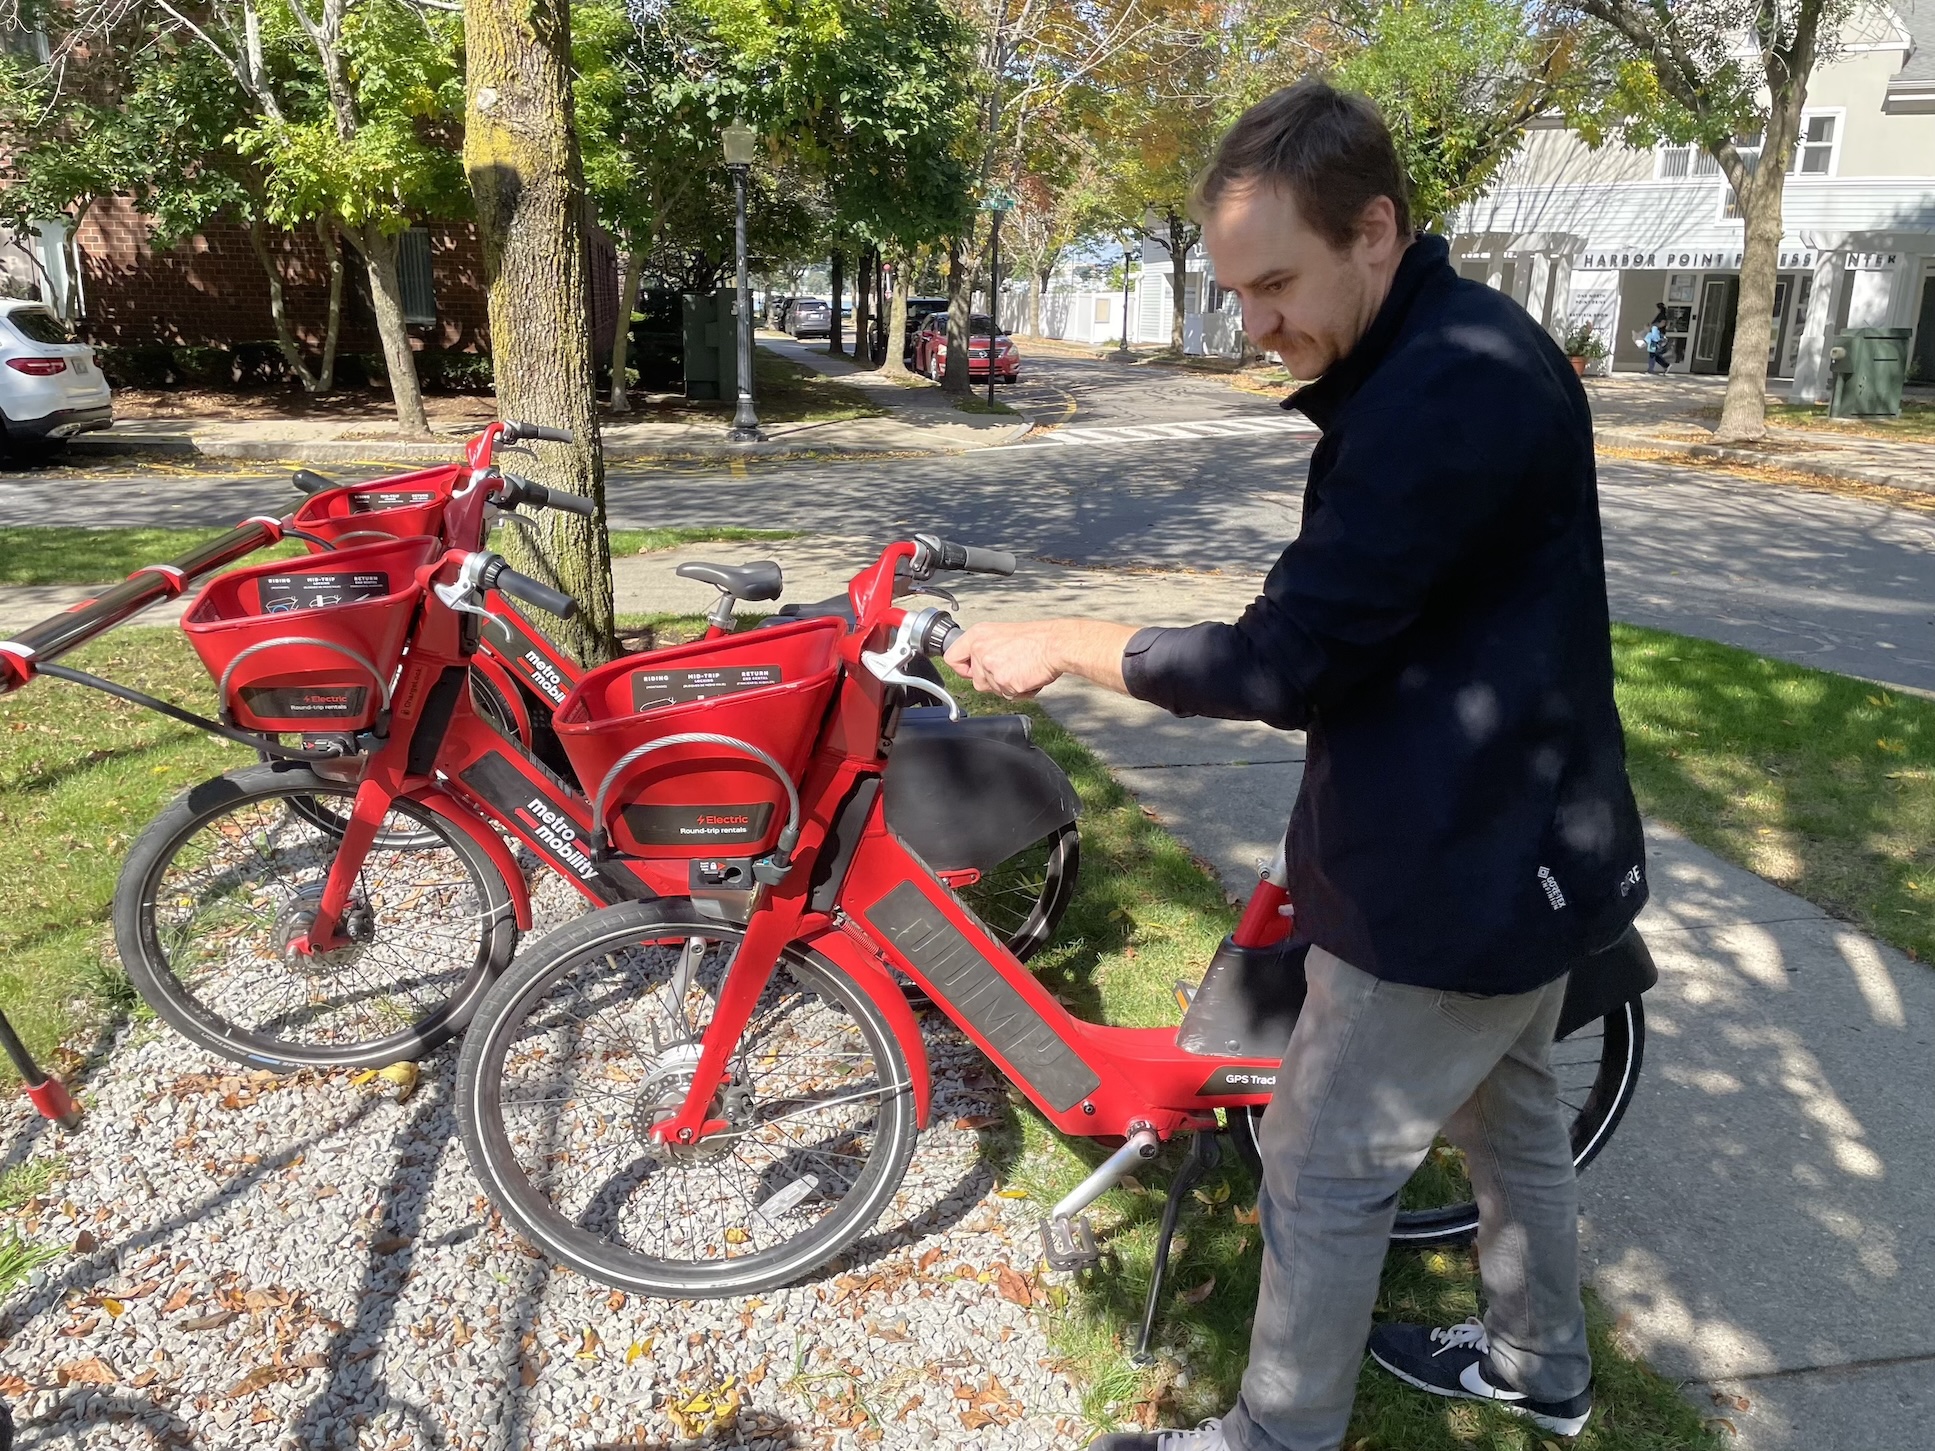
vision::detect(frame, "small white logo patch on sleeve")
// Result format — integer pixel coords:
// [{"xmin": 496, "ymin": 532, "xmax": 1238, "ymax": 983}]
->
[{"xmin": 1537, "ymin": 866, "xmax": 1567, "ymax": 910}]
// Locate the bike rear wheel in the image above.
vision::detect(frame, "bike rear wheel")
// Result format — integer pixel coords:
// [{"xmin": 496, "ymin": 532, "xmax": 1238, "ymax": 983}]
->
[
  {"xmin": 1231, "ymin": 998, "xmax": 1645, "ymax": 1247},
  {"xmin": 457, "ymin": 900, "xmax": 917, "ymax": 1298},
  {"xmin": 114, "ymin": 764, "xmax": 517, "ymax": 1069}
]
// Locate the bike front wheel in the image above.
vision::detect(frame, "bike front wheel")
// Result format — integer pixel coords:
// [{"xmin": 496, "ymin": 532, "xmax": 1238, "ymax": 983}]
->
[
  {"xmin": 457, "ymin": 899, "xmax": 918, "ymax": 1299},
  {"xmin": 114, "ymin": 764, "xmax": 518, "ymax": 1069},
  {"xmin": 1231, "ymin": 997, "xmax": 1645, "ymax": 1247}
]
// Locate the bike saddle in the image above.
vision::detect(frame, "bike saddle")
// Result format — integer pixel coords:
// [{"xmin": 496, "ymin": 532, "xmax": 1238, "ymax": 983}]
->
[
  {"xmin": 676, "ymin": 560, "xmax": 783, "ymax": 602},
  {"xmin": 292, "ymin": 468, "xmax": 336, "ymax": 495}
]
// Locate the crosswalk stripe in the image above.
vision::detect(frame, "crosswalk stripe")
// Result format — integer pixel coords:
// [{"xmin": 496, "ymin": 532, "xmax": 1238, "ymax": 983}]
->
[{"xmin": 1005, "ymin": 414, "xmax": 1318, "ymax": 451}]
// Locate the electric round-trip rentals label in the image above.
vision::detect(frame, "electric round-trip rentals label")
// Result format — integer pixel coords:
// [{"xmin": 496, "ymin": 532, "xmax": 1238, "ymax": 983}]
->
[
  {"xmin": 259, "ymin": 571, "xmax": 390, "ymax": 613},
  {"xmin": 630, "ymin": 665, "xmax": 782, "ymax": 711}
]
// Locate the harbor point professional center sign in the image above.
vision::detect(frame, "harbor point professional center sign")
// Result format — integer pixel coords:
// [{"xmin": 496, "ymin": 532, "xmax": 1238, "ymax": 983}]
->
[{"xmin": 1580, "ymin": 246, "xmax": 1901, "ymax": 272}]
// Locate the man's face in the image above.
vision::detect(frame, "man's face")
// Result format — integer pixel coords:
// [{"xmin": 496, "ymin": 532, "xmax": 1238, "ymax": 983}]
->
[{"xmin": 1202, "ymin": 181, "xmax": 1407, "ymax": 382}]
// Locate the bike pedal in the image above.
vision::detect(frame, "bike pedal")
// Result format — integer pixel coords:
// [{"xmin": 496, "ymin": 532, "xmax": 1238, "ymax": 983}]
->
[{"xmin": 1039, "ymin": 1213, "xmax": 1100, "ymax": 1271}]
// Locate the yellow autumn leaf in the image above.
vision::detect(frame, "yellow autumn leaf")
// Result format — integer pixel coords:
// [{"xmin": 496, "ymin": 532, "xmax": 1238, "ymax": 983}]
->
[
  {"xmin": 377, "ymin": 1062, "xmax": 420, "ymax": 1101},
  {"xmin": 575, "ymin": 1327, "xmax": 600, "ymax": 1360},
  {"xmin": 996, "ymin": 1187, "xmax": 1028, "ymax": 1199},
  {"xmin": 348, "ymin": 1070, "xmax": 378, "ymax": 1087},
  {"xmin": 100, "ymin": 1298, "xmax": 125, "ymax": 1318},
  {"xmin": 625, "ymin": 1337, "xmax": 655, "ymax": 1365},
  {"xmin": 724, "ymin": 1227, "xmax": 751, "ymax": 1245}
]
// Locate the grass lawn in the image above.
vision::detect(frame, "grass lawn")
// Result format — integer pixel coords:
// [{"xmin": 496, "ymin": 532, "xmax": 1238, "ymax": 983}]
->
[
  {"xmin": 1613, "ymin": 622, "xmax": 1935, "ymax": 964},
  {"xmin": 1761, "ymin": 397, "xmax": 1935, "ymax": 443},
  {"xmin": 952, "ymin": 394, "xmax": 1022, "ymax": 417},
  {"xmin": 607, "ymin": 526, "xmax": 798, "ymax": 556},
  {"xmin": 943, "ymin": 673, "xmax": 1719, "ymax": 1446},
  {"xmin": 0, "ymin": 527, "xmax": 305, "ymax": 587}
]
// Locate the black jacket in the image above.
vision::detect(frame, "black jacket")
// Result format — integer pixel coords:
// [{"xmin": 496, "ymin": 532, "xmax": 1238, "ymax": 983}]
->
[{"xmin": 1121, "ymin": 234, "xmax": 1647, "ymax": 994}]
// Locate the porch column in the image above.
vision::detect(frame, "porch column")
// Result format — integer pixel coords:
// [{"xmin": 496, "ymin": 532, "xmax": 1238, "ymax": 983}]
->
[{"xmin": 1789, "ymin": 252, "xmax": 1843, "ymax": 403}]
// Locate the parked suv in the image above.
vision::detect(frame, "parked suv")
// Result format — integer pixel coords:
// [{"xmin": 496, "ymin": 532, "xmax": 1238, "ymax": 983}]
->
[
  {"xmin": 785, "ymin": 297, "xmax": 832, "ymax": 339},
  {"xmin": 0, "ymin": 301, "xmax": 112, "ymax": 452},
  {"xmin": 910, "ymin": 312, "xmax": 1020, "ymax": 383}
]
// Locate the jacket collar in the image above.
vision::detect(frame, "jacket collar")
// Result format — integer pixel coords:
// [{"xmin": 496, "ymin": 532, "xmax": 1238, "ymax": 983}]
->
[{"xmin": 1285, "ymin": 233, "xmax": 1451, "ymax": 429}]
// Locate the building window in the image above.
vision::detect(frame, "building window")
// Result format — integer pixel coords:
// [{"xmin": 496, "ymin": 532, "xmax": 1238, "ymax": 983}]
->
[
  {"xmin": 398, "ymin": 229, "xmax": 436, "ymax": 325},
  {"xmin": 1790, "ymin": 113, "xmax": 1837, "ymax": 174}
]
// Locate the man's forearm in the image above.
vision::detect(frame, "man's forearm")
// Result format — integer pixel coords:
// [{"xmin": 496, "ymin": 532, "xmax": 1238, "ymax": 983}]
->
[{"xmin": 1048, "ymin": 619, "xmax": 1139, "ymax": 695}]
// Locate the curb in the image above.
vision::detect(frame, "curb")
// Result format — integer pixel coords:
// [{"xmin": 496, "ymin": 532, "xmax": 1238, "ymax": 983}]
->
[
  {"xmin": 68, "ymin": 422, "xmax": 1034, "ymax": 467},
  {"xmin": 1595, "ymin": 426, "xmax": 1934, "ymax": 495}
]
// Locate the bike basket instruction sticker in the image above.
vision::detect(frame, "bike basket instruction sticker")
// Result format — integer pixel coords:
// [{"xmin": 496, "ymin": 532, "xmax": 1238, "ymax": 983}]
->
[
  {"xmin": 238, "ymin": 684, "xmax": 369, "ymax": 719},
  {"xmin": 623, "ymin": 803, "xmax": 775, "ymax": 846},
  {"xmin": 630, "ymin": 665, "xmax": 783, "ymax": 711},
  {"xmin": 349, "ymin": 490, "xmax": 436, "ymax": 512},
  {"xmin": 258, "ymin": 571, "xmax": 390, "ymax": 613}
]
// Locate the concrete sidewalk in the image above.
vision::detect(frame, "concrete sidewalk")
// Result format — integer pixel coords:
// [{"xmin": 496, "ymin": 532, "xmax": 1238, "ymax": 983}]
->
[
  {"xmin": 1587, "ymin": 373, "xmax": 1935, "ymax": 494},
  {"xmin": 67, "ymin": 333, "xmax": 1029, "ymax": 466},
  {"xmin": 612, "ymin": 537, "xmax": 1930, "ymax": 1450}
]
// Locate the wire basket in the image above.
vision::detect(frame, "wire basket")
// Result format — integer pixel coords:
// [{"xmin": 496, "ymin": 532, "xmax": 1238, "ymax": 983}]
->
[
  {"xmin": 181, "ymin": 535, "xmax": 440, "ymax": 733},
  {"xmin": 291, "ymin": 465, "xmax": 461, "ymax": 549},
  {"xmin": 553, "ymin": 616, "xmax": 845, "ymax": 858}
]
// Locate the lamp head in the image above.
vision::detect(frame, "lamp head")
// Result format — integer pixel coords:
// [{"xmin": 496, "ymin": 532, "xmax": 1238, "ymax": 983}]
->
[{"xmin": 722, "ymin": 119, "xmax": 757, "ymax": 168}]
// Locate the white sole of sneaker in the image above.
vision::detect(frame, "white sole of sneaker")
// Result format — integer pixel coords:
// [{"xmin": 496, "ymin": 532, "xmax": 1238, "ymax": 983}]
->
[{"xmin": 1369, "ymin": 1349, "xmax": 1590, "ymax": 1438}]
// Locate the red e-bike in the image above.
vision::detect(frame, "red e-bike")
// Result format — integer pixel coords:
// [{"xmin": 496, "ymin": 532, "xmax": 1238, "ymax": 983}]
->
[{"xmin": 452, "ymin": 532, "xmax": 1654, "ymax": 1356}]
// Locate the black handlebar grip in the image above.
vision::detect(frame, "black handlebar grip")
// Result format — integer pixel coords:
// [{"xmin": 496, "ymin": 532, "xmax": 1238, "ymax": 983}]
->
[
  {"xmin": 538, "ymin": 487, "xmax": 596, "ymax": 518},
  {"xmin": 499, "ymin": 472, "xmax": 597, "ymax": 517},
  {"xmin": 920, "ymin": 611, "xmax": 962, "ymax": 657},
  {"xmin": 957, "ymin": 544, "xmax": 1016, "ymax": 577},
  {"xmin": 292, "ymin": 468, "xmax": 335, "ymax": 495},
  {"xmin": 483, "ymin": 559, "xmax": 578, "ymax": 620},
  {"xmin": 505, "ymin": 421, "xmax": 576, "ymax": 445}
]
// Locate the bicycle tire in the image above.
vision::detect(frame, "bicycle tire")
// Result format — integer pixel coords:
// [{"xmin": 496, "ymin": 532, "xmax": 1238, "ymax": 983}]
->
[
  {"xmin": 114, "ymin": 764, "xmax": 518, "ymax": 1070},
  {"xmin": 1230, "ymin": 997, "xmax": 1645, "ymax": 1248},
  {"xmin": 457, "ymin": 899, "xmax": 918, "ymax": 1298},
  {"xmin": 958, "ymin": 822, "xmax": 1080, "ymax": 963}
]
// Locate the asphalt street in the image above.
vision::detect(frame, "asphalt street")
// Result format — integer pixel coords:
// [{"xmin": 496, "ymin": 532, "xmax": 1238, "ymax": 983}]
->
[{"xmin": 5, "ymin": 354, "xmax": 1935, "ymax": 694}]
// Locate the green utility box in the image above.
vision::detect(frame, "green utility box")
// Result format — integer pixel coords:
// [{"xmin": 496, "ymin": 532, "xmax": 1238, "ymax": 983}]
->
[
  {"xmin": 681, "ymin": 292, "xmax": 741, "ymax": 401},
  {"xmin": 1828, "ymin": 327, "xmax": 1912, "ymax": 418}
]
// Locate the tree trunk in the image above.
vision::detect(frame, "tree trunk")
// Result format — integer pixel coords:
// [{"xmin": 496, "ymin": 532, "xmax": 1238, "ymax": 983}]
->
[
  {"xmin": 1029, "ymin": 268, "xmax": 1046, "ymax": 337},
  {"xmin": 1168, "ymin": 218, "xmax": 1189, "ymax": 355},
  {"xmin": 317, "ymin": 218, "xmax": 342, "ymax": 393},
  {"xmin": 828, "ymin": 249, "xmax": 846, "ymax": 357},
  {"xmin": 881, "ymin": 254, "xmax": 913, "ymax": 380},
  {"xmin": 852, "ymin": 246, "xmax": 875, "ymax": 370},
  {"xmin": 464, "ymin": 0, "xmax": 618, "ymax": 665},
  {"xmin": 943, "ymin": 235, "xmax": 972, "ymax": 394},
  {"xmin": 343, "ymin": 224, "xmax": 430, "ymax": 436},
  {"xmin": 246, "ymin": 216, "xmax": 322, "ymax": 393},
  {"xmin": 608, "ymin": 244, "xmax": 645, "ymax": 412}
]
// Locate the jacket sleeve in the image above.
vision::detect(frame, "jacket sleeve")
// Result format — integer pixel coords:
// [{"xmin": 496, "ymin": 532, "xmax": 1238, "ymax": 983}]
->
[{"xmin": 1121, "ymin": 361, "xmax": 1555, "ymax": 729}]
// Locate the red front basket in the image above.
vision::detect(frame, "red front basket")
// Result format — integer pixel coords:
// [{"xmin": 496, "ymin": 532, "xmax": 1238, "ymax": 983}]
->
[
  {"xmin": 291, "ymin": 466, "xmax": 461, "ymax": 548},
  {"xmin": 553, "ymin": 617, "xmax": 844, "ymax": 858},
  {"xmin": 182, "ymin": 535, "xmax": 438, "ymax": 733}
]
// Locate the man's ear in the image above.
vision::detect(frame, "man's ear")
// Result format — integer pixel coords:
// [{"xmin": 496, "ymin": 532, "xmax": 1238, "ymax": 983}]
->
[{"xmin": 1355, "ymin": 195, "xmax": 1401, "ymax": 261}]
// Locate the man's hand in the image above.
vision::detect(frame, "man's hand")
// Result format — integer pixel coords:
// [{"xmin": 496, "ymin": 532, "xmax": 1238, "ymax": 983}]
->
[{"xmin": 944, "ymin": 619, "xmax": 1138, "ymax": 700}]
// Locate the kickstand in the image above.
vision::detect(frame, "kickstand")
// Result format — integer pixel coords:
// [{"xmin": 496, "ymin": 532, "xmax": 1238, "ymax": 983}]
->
[{"xmin": 1132, "ymin": 1129, "xmax": 1220, "ymax": 1365}]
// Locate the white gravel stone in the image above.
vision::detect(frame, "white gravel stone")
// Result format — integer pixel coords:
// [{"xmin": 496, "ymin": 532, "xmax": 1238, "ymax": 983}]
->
[{"xmin": 0, "ymin": 940, "xmax": 1098, "ymax": 1449}]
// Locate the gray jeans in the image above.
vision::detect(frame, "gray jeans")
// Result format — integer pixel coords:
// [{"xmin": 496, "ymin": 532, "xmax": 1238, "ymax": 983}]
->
[{"xmin": 1222, "ymin": 946, "xmax": 1591, "ymax": 1451}]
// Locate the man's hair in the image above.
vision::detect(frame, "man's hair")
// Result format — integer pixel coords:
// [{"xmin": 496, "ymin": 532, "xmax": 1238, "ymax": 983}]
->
[{"xmin": 1192, "ymin": 77, "xmax": 1413, "ymax": 248}]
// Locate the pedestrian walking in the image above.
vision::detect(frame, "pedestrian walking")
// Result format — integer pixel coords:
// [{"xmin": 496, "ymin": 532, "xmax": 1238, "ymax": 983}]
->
[
  {"xmin": 946, "ymin": 77, "xmax": 1645, "ymax": 1451},
  {"xmin": 1643, "ymin": 310, "xmax": 1671, "ymax": 374}
]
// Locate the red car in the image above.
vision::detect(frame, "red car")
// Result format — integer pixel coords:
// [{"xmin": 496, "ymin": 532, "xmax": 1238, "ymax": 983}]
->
[{"xmin": 911, "ymin": 312, "xmax": 1020, "ymax": 384}]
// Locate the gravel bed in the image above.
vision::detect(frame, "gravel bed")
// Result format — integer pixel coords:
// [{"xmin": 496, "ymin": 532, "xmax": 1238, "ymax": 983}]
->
[{"xmin": 0, "ymin": 878, "xmax": 1091, "ymax": 1449}]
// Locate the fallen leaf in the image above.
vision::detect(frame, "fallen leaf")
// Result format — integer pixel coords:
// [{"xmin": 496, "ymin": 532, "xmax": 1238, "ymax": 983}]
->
[
  {"xmin": 59, "ymin": 1316, "xmax": 100, "ymax": 1338},
  {"xmin": 348, "ymin": 1070, "xmax": 378, "ymax": 1087},
  {"xmin": 227, "ymin": 1365, "xmax": 289, "ymax": 1398},
  {"xmin": 56, "ymin": 1357, "xmax": 116, "ymax": 1387},
  {"xmin": 724, "ymin": 1227, "xmax": 751, "ymax": 1245},
  {"xmin": 576, "ymin": 1327, "xmax": 601, "ymax": 1360},
  {"xmin": 953, "ymin": 1115, "xmax": 1001, "ymax": 1131},
  {"xmin": 993, "ymin": 1264, "xmax": 1033, "ymax": 1307},
  {"xmin": 131, "ymin": 1369, "xmax": 159, "ymax": 1388},
  {"xmin": 71, "ymin": 1229, "xmax": 98, "ymax": 1253},
  {"xmin": 1119, "ymin": 1174, "xmax": 1145, "ymax": 1194},
  {"xmin": 290, "ymin": 1353, "xmax": 328, "ymax": 1369},
  {"xmin": 1233, "ymin": 1203, "xmax": 1261, "ymax": 1225},
  {"xmin": 918, "ymin": 1246, "xmax": 944, "ymax": 1272},
  {"xmin": 519, "ymin": 1361, "xmax": 538, "ymax": 1388},
  {"xmin": 0, "ymin": 1375, "xmax": 25, "ymax": 1398},
  {"xmin": 251, "ymin": 1406, "xmax": 276, "ymax": 1425},
  {"xmin": 625, "ymin": 1337, "xmax": 655, "ymax": 1365},
  {"xmin": 99, "ymin": 1298, "xmax": 126, "ymax": 1319},
  {"xmin": 605, "ymin": 1290, "xmax": 626, "ymax": 1311},
  {"xmin": 180, "ymin": 1310, "xmax": 238, "ymax": 1332},
  {"xmin": 371, "ymin": 1236, "xmax": 411, "ymax": 1255},
  {"xmin": 377, "ymin": 1062, "xmax": 420, "ymax": 1101},
  {"xmin": 995, "ymin": 1187, "xmax": 1029, "ymax": 1199},
  {"xmin": 1179, "ymin": 1276, "xmax": 1216, "ymax": 1305}
]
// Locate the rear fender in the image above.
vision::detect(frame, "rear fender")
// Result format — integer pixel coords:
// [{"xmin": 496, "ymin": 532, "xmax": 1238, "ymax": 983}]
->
[
  {"xmin": 798, "ymin": 918, "xmax": 933, "ymax": 1129},
  {"xmin": 1558, "ymin": 925, "xmax": 1658, "ymax": 1039},
  {"xmin": 884, "ymin": 716, "xmax": 1079, "ymax": 873},
  {"xmin": 406, "ymin": 782, "xmax": 534, "ymax": 931}
]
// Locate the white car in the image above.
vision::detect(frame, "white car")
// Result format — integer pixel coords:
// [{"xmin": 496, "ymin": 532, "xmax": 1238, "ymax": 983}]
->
[{"xmin": 0, "ymin": 300, "xmax": 112, "ymax": 450}]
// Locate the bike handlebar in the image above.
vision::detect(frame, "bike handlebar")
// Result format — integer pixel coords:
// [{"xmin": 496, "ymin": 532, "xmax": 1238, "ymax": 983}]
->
[
  {"xmin": 497, "ymin": 471, "xmax": 597, "ymax": 518},
  {"xmin": 292, "ymin": 468, "xmax": 334, "ymax": 495},
  {"xmin": 481, "ymin": 558, "xmax": 578, "ymax": 620},
  {"xmin": 503, "ymin": 421, "xmax": 576, "ymax": 445},
  {"xmin": 915, "ymin": 533, "xmax": 1015, "ymax": 577}
]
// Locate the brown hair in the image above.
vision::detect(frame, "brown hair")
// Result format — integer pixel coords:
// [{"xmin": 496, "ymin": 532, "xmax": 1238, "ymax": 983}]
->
[{"xmin": 1192, "ymin": 77, "xmax": 1413, "ymax": 249}]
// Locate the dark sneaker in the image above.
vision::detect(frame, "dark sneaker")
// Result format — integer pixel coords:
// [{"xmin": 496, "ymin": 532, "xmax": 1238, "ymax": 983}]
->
[
  {"xmin": 1368, "ymin": 1318, "xmax": 1592, "ymax": 1437},
  {"xmin": 1088, "ymin": 1418, "xmax": 1229, "ymax": 1451}
]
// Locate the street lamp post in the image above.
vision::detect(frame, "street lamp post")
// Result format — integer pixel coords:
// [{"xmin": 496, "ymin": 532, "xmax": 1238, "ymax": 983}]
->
[
  {"xmin": 722, "ymin": 118, "xmax": 762, "ymax": 443},
  {"xmin": 984, "ymin": 191, "xmax": 1014, "ymax": 409},
  {"xmin": 1117, "ymin": 237, "xmax": 1135, "ymax": 358}
]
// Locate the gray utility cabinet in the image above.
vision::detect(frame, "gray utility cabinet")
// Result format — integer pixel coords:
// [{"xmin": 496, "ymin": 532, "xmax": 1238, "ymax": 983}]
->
[
  {"xmin": 1828, "ymin": 327, "xmax": 1912, "ymax": 418},
  {"xmin": 682, "ymin": 292, "xmax": 741, "ymax": 401}
]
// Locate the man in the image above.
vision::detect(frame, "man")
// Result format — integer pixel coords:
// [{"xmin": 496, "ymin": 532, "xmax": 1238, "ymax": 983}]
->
[{"xmin": 944, "ymin": 78, "xmax": 1646, "ymax": 1451}]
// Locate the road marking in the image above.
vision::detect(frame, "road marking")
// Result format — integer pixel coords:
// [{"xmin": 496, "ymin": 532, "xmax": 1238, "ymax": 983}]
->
[{"xmin": 1006, "ymin": 415, "xmax": 1318, "ymax": 451}]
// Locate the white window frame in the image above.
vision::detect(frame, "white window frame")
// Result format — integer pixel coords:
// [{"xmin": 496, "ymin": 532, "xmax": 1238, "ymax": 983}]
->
[{"xmin": 1788, "ymin": 108, "xmax": 1843, "ymax": 178}]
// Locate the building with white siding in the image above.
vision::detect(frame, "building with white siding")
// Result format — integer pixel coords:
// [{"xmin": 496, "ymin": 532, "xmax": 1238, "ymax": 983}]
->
[{"xmin": 1448, "ymin": 0, "xmax": 1935, "ymax": 394}]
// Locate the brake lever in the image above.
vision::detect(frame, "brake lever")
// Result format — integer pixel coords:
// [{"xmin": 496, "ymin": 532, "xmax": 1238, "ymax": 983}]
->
[
  {"xmin": 860, "ymin": 612, "xmax": 960, "ymax": 720},
  {"xmin": 432, "ymin": 550, "xmax": 493, "ymax": 619},
  {"xmin": 896, "ymin": 581, "xmax": 959, "ymax": 609}
]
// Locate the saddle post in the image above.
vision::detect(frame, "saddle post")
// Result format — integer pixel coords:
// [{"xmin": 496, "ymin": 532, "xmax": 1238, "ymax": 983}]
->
[{"xmin": 1132, "ymin": 1129, "xmax": 1222, "ymax": 1365}]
